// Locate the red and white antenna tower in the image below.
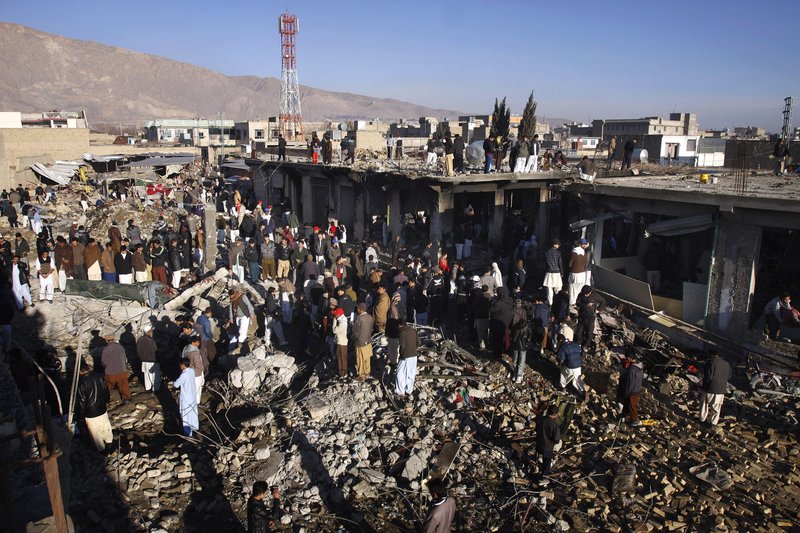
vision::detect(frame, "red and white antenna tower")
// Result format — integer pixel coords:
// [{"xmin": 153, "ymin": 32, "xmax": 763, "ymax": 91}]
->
[{"xmin": 279, "ymin": 13, "xmax": 303, "ymax": 141}]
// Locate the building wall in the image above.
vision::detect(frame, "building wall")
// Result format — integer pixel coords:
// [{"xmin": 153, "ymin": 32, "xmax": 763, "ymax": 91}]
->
[
  {"xmin": 724, "ymin": 139, "xmax": 800, "ymax": 170},
  {"xmin": 0, "ymin": 113, "xmax": 22, "ymax": 128},
  {"xmin": 0, "ymin": 128, "xmax": 90, "ymax": 189},
  {"xmin": 355, "ymin": 130, "xmax": 384, "ymax": 153}
]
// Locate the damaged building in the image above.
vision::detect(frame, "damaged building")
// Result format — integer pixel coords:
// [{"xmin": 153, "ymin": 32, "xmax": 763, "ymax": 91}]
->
[
  {"xmin": 560, "ymin": 173, "xmax": 800, "ymax": 346},
  {"xmin": 250, "ymin": 160, "xmax": 562, "ymax": 254}
]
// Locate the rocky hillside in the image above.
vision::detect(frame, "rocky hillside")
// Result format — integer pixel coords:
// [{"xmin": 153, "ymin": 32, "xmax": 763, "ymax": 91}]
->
[{"xmin": 0, "ymin": 22, "xmax": 464, "ymax": 123}]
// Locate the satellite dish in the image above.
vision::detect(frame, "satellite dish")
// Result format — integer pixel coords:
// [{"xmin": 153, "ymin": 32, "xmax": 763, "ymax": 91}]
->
[
  {"xmin": 638, "ymin": 149, "xmax": 649, "ymax": 163},
  {"xmin": 338, "ymin": 123, "xmax": 348, "ymax": 131}
]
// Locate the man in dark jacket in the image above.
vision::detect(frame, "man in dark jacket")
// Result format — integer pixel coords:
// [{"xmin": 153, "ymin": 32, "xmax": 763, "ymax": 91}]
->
[
  {"xmin": 556, "ymin": 334, "xmax": 584, "ymax": 396},
  {"xmin": 472, "ymin": 285, "xmax": 491, "ymax": 349},
  {"xmin": 700, "ymin": 348, "xmax": 732, "ymax": 427},
  {"xmin": 509, "ymin": 299, "xmax": 530, "ymax": 383},
  {"xmin": 617, "ymin": 355, "xmax": 644, "ymax": 426},
  {"xmin": 575, "ymin": 285, "xmax": 605, "ymax": 350},
  {"xmin": 114, "ymin": 246, "xmax": 134, "ymax": 284},
  {"xmin": 536, "ymin": 404, "xmax": 561, "ymax": 476},
  {"xmin": 621, "ymin": 138, "xmax": 637, "ymax": 170},
  {"xmin": 247, "ymin": 481, "xmax": 281, "ymax": 533},
  {"xmin": 543, "ymin": 240, "xmax": 563, "ymax": 305},
  {"xmin": 395, "ymin": 322, "xmax": 419, "ymax": 398},
  {"xmin": 453, "ymin": 133, "xmax": 466, "ymax": 173},
  {"xmin": 137, "ymin": 324, "xmax": 160, "ymax": 392},
  {"xmin": 244, "ymin": 239, "xmax": 261, "ymax": 283},
  {"xmin": 490, "ymin": 287, "xmax": 513, "ymax": 358},
  {"xmin": 77, "ymin": 362, "xmax": 113, "ymax": 451}
]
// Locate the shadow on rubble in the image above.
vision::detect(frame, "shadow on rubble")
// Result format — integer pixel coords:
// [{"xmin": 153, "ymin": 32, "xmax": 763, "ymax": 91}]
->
[
  {"xmin": 4, "ymin": 300, "xmax": 136, "ymax": 532},
  {"xmin": 181, "ymin": 442, "xmax": 244, "ymax": 533},
  {"xmin": 292, "ymin": 429, "xmax": 377, "ymax": 533}
]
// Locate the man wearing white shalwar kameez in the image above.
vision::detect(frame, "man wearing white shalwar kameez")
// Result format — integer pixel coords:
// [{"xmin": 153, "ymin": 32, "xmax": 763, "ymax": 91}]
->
[
  {"xmin": 174, "ymin": 360, "xmax": 198, "ymax": 436},
  {"xmin": 395, "ymin": 323, "xmax": 420, "ymax": 397},
  {"xmin": 10, "ymin": 256, "xmax": 33, "ymax": 309}
]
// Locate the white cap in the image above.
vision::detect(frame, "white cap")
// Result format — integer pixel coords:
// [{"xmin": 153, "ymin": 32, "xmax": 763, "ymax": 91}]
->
[{"xmin": 143, "ymin": 324, "xmax": 153, "ymax": 332}]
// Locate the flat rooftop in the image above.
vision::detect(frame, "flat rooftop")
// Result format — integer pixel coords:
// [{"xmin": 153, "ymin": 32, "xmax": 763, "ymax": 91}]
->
[{"xmin": 565, "ymin": 172, "xmax": 800, "ymax": 213}]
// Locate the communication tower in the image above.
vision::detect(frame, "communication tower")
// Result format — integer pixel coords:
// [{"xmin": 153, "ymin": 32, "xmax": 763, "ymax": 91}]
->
[{"xmin": 279, "ymin": 13, "xmax": 303, "ymax": 141}]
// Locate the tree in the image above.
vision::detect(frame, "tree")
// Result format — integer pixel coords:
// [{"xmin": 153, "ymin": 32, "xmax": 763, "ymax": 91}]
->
[
  {"xmin": 490, "ymin": 97, "xmax": 511, "ymax": 140},
  {"xmin": 518, "ymin": 91, "xmax": 538, "ymax": 140},
  {"xmin": 435, "ymin": 120, "xmax": 447, "ymax": 140}
]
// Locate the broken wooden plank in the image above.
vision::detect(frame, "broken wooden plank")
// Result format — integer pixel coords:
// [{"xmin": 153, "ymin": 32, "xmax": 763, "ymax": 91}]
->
[{"xmin": 430, "ymin": 441, "xmax": 462, "ymax": 480}]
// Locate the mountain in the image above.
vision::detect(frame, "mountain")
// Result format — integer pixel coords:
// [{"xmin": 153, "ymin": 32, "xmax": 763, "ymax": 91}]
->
[{"xmin": 0, "ymin": 23, "xmax": 465, "ymax": 124}]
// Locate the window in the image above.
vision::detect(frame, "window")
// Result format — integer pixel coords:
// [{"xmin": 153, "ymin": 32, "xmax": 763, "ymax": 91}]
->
[
  {"xmin": 686, "ymin": 139, "xmax": 697, "ymax": 151},
  {"xmin": 255, "ymin": 129, "xmax": 265, "ymax": 139}
]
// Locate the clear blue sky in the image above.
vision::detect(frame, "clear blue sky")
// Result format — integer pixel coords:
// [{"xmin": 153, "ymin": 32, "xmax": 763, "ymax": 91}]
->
[{"xmin": 1, "ymin": 0, "xmax": 797, "ymax": 130}]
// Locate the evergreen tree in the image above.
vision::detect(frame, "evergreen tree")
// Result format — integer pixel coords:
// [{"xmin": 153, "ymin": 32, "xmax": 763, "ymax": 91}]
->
[
  {"xmin": 518, "ymin": 91, "xmax": 538, "ymax": 140},
  {"xmin": 490, "ymin": 97, "xmax": 511, "ymax": 140}
]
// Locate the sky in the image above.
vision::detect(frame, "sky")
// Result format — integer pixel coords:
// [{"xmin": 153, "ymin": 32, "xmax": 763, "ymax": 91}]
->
[{"xmin": 1, "ymin": 0, "xmax": 798, "ymax": 131}]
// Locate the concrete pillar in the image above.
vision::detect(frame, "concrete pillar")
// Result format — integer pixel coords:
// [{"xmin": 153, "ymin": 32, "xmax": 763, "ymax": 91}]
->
[
  {"xmin": 536, "ymin": 187, "xmax": 550, "ymax": 245},
  {"xmin": 706, "ymin": 214, "xmax": 761, "ymax": 339},
  {"xmin": 429, "ymin": 198, "xmax": 442, "ymax": 251},
  {"xmin": 388, "ymin": 188, "xmax": 401, "ymax": 239},
  {"xmin": 353, "ymin": 191, "xmax": 365, "ymax": 242},
  {"xmin": 300, "ymin": 175, "xmax": 313, "ymax": 224},
  {"xmin": 489, "ymin": 187, "xmax": 504, "ymax": 250}
]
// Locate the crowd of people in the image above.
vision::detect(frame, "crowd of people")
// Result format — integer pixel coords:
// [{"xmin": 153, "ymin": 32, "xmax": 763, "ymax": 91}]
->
[{"xmin": 0, "ymin": 167, "xmax": 756, "ymax": 533}]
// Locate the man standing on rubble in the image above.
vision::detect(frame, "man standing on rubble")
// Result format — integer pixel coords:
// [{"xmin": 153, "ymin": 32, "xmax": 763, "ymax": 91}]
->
[
  {"xmin": 131, "ymin": 244, "xmax": 148, "ymax": 283},
  {"xmin": 70, "ymin": 237, "xmax": 86, "ymax": 281},
  {"xmin": 536, "ymin": 405, "xmax": 562, "ymax": 477},
  {"xmin": 373, "ymin": 284, "xmax": 389, "ymax": 334},
  {"xmin": 228, "ymin": 288, "xmax": 255, "ymax": 353},
  {"xmin": 173, "ymin": 357, "xmax": 198, "ymax": 437},
  {"xmin": 182, "ymin": 335, "xmax": 205, "ymax": 405},
  {"xmin": 100, "ymin": 242, "xmax": 117, "ymax": 283},
  {"xmin": 567, "ymin": 238, "xmax": 590, "ymax": 306},
  {"xmin": 108, "ymin": 221, "xmax": 123, "ymax": 253},
  {"xmin": 575, "ymin": 285, "xmax": 605, "ymax": 350},
  {"xmin": 699, "ymin": 348, "xmax": 732, "ymax": 429},
  {"xmin": 77, "ymin": 362, "xmax": 113, "ymax": 452},
  {"xmin": 278, "ymin": 134, "xmax": 287, "ymax": 161},
  {"xmin": 264, "ymin": 286, "xmax": 288, "ymax": 348},
  {"xmin": 35, "ymin": 250, "xmax": 55, "ymax": 303},
  {"xmin": 556, "ymin": 333, "xmax": 584, "ymax": 398},
  {"xmin": 114, "ymin": 245, "xmax": 134, "ymax": 285},
  {"xmin": 102, "ymin": 334, "xmax": 131, "ymax": 403},
  {"xmin": 395, "ymin": 320, "xmax": 420, "ymax": 399},
  {"xmin": 543, "ymin": 239, "xmax": 563, "ymax": 305},
  {"xmin": 148, "ymin": 239, "xmax": 168, "ymax": 285},
  {"xmin": 137, "ymin": 324, "xmax": 160, "ymax": 393},
  {"xmin": 617, "ymin": 354, "xmax": 643, "ymax": 426},
  {"xmin": 126, "ymin": 219, "xmax": 142, "ymax": 248},
  {"xmin": 509, "ymin": 299, "xmax": 531, "ymax": 383},
  {"xmin": 83, "ymin": 239, "xmax": 102, "ymax": 281},
  {"xmin": 606, "ymin": 136, "xmax": 617, "ymax": 171},
  {"xmin": 10, "ymin": 255, "xmax": 33, "ymax": 310},
  {"xmin": 54, "ymin": 236, "xmax": 74, "ymax": 291},
  {"xmin": 352, "ymin": 302, "xmax": 374, "ymax": 380}
]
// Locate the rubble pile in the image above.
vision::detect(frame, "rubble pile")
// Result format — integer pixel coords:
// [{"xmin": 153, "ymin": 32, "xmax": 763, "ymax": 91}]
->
[
  {"xmin": 56, "ymin": 308, "xmax": 800, "ymax": 532},
  {"xmin": 228, "ymin": 345, "xmax": 299, "ymax": 392}
]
